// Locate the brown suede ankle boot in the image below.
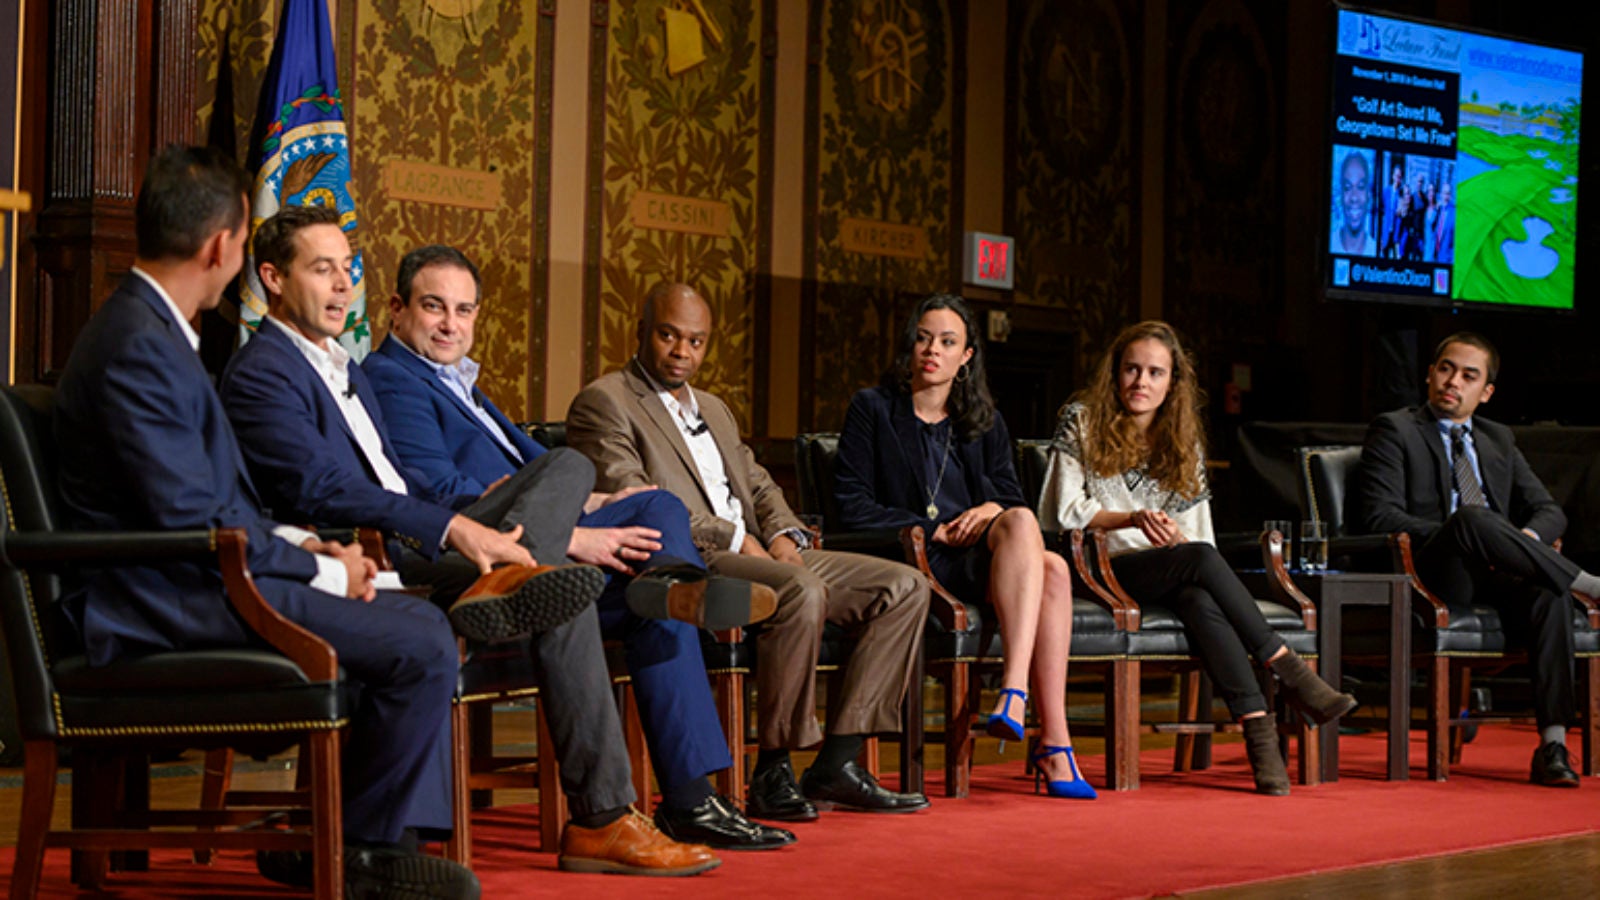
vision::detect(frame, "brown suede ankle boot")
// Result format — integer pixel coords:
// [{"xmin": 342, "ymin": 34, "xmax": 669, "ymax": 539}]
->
[
  {"xmin": 1269, "ymin": 648, "xmax": 1358, "ymax": 725},
  {"xmin": 1242, "ymin": 713, "xmax": 1290, "ymax": 796}
]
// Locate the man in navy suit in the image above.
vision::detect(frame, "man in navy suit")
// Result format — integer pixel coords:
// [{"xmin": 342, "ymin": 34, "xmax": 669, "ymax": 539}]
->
[
  {"xmin": 355, "ymin": 244, "xmax": 791, "ymax": 851},
  {"xmin": 53, "ymin": 146, "xmax": 479, "ymax": 897},
  {"xmin": 1357, "ymin": 332, "xmax": 1600, "ymax": 787},
  {"xmin": 221, "ymin": 214, "xmax": 789, "ymax": 853}
]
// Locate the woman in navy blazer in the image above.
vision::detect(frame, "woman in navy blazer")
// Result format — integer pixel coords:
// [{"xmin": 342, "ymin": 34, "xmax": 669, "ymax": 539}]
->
[{"xmin": 834, "ymin": 294, "xmax": 1094, "ymax": 799}]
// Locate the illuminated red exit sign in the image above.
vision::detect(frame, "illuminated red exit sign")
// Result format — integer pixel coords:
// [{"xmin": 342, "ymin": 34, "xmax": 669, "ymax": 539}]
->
[{"xmin": 963, "ymin": 231, "xmax": 1014, "ymax": 290}]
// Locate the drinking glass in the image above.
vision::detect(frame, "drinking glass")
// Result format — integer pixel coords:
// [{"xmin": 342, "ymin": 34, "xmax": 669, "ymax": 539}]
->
[{"xmin": 1299, "ymin": 520, "xmax": 1329, "ymax": 571}]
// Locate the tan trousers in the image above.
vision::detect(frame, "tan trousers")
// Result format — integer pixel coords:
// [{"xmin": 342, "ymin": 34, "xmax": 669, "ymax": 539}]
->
[{"xmin": 703, "ymin": 547, "xmax": 929, "ymax": 749}]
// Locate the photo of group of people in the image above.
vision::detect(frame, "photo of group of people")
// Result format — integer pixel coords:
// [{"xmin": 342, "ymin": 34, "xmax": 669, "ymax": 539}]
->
[{"xmin": 1330, "ymin": 146, "xmax": 1455, "ymax": 263}]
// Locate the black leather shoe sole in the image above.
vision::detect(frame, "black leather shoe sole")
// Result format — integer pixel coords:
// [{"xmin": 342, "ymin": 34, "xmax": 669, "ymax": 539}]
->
[
  {"xmin": 449, "ymin": 565, "xmax": 604, "ymax": 642},
  {"xmin": 1530, "ymin": 767, "xmax": 1581, "ymax": 787}
]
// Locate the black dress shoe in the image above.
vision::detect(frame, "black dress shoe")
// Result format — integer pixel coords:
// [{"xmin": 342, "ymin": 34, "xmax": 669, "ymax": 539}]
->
[
  {"xmin": 259, "ymin": 844, "xmax": 480, "ymax": 898},
  {"xmin": 746, "ymin": 759, "xmax": 820, "ymax": 822},
  {"xmin": 1530, "ymin": 741, "xmax": 1581, "ymax": 787},
  {"xmin": 799, "ymin": 760, "xmax": 930, "ymax": 813},
  {"xmin": 627, "ymin": 565, "xmax": 779, "ymax": 629},
  {"xmin": 653, "ymin": 793, "xmax": 796, "ymax": 850}
]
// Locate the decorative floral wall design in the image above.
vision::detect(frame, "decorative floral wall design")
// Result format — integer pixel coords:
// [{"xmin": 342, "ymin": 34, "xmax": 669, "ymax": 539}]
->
[
  {"xmin": 804, "ymin": 0, "xmax": 957, "ymax": 432},
  {"xmin": 591, "ymin": 0, "xmax": 765, "ymax": 432}
]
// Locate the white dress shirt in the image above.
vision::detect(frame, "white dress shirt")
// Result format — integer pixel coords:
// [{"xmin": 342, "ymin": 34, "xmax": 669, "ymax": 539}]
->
[
  {"xmin": 266, "ymin": 316, "xmax": 409, "ymax": 495},
  {"xmin": 642, "ymin": 366, "xmax": 749, "ymax": 551}
]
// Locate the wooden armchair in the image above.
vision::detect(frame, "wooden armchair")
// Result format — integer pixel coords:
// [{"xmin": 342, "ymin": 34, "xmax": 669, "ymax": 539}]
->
[
  {"xmin": 0, "ymin": 385, "xmax": 346, "ymax": 900},
  {"xmin": 1298, "ymin": 444, "xmax": 1600, "ymax": 779}
]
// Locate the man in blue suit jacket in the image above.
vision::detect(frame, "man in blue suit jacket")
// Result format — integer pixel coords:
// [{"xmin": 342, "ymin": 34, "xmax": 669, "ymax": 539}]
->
[
  {"xmin": 54, "ymin": 146, "xmax": 479, "ymax": 897},
  {"xmin": 221, "ymin": 212, "xmax": 786, "ymax": 857},
  {"xmin": 356, "ymin": 244, "xmax": 793, "ymax": 851}
]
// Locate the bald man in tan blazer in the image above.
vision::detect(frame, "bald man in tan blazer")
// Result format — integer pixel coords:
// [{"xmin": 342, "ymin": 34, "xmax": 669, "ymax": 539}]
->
[{"xmin": 567, "ymin": 283, "xmax": 930, "ymax": 823}]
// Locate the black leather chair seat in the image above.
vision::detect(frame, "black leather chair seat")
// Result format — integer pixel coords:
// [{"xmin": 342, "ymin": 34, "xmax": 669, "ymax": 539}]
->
[
  {"xmin": 52, "ymin": 650, "xmax": 344, "ymax": 731},
  {"xmin": 1128, "ymin": 600, "xmax": 1317, "ymax": 658},
  {"xmin": 1341, "ymin": 603, "xmax": 1507, "ymax": 655},
  {"xmin": 923, "ymin": 598, "xmax": 1125, "ymax": 662},
  {"xmin": 1574, "ymin": 610, "xmax": 1600, "ymax": 654}
]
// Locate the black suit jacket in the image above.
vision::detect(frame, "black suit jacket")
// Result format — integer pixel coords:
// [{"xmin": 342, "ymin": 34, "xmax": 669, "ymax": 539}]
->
[
  {"xmin": 834, "ymin": 384, "xmax": 1027, "ymax": 532},
  {"xmin": 1355, "ymin": 405, "xmax": 1566, "ymax": 544}
]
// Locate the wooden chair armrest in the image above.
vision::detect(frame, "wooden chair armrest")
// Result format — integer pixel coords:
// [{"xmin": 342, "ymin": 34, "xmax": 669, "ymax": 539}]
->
[
  {"xmin": 1388, "ymin": 532, "xmax": 1451, "ymax": 628},
  {"xmin": 215, "ymin": 528, "xmax": 340, "ymax": 681},
  {"xmin": 1064, "ymin": 529, "xmax": 1140, "ymax": 632},
  {"xmin": 1259, "ymin": 529, "xmax": 1317, "ymax": 630},
  {"xmin": 898, "ymin": 524, "xmax": 968, "ymax": 632},
  {"xmin": 355, "ymin": 527, "xmax": 394, "ymax": 571}
]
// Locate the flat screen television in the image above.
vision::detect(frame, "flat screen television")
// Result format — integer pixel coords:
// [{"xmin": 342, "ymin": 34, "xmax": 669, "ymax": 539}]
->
[{"xmin": 1324, "ymin": 5, "xmax": 1583, "ymax": 311}]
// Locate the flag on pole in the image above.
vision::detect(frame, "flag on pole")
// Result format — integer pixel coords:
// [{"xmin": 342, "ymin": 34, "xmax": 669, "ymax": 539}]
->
[{"xmin": 240, "ymin": 0, "xmax": 369, "ymax": 358}]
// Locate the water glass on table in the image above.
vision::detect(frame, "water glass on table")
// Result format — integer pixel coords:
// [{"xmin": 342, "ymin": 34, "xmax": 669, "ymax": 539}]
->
[
  {"xmin": 1299, "ymin": 520, "xmax": 1329, "ymax": 571},
  {"xmin": 1263, "ymin": 519, "xmax": 1295, "ymax": 560}
]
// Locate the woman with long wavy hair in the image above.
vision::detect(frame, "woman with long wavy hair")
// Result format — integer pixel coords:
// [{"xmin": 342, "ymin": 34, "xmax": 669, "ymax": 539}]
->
[
  {"xmin": 1039, "ymin": 320, "xmax": 1356, "ymax": 795},
  {"xmin": 834, "ymin": 294, "xmax": 1094, "ymax": 799}
]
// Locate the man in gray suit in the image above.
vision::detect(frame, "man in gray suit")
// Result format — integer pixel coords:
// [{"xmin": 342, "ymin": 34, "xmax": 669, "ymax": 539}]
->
[{"xmin": 567, "ymin": 283, "xmax": 931, "ymax": 825}]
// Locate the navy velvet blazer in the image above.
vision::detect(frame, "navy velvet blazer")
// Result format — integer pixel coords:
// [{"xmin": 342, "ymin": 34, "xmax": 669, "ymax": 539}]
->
[
  {"xmin": 833, "ymin": 384, "xmax": 1027, "ymax": 533},
  {"xmin": 1355, "ymin": 405, "xmax": 1566, "ymax": 544},
  {"xmin": 361, "ymin": 337, "xmax": 546, "ymax": 497},
  {"xmin": 54, "ymin": 275, "xmax": 318, "ymax": 665},
  {"xmin": 218, "ymin": 320, "xmax": 473, "ymax": 557}
]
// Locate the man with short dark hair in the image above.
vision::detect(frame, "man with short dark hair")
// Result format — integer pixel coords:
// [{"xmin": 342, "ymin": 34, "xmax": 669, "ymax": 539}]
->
[
  {"xmin": 219, "ymin": 210, "xmax": 727, "ymax": 873},
  {"xmin": 1357, "ymin": 331, "xmax": 1600, "ymax": 787},
  {"xmin": 568, "ymin": 283, "xmax": 933, "ymax": 824},
  {"xmin": 54, "ymin": 145, "xmax": 480, "ymax": 897},
  {"xmin": 360, "ymin": 244, "xmax": 794, "ymax": 852}
]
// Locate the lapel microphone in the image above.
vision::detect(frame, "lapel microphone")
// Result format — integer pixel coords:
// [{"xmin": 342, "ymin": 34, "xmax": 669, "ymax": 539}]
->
[
  {"xmin": 689, "ymin": 420, "xmax": 710, "ymax": 437},
  {"xmin": 343, "ymin": 382, "xmax": 358, "ymax": 399}
]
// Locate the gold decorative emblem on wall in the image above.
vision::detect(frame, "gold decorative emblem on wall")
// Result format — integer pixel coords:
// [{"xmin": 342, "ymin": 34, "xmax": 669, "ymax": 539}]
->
[
  {"xmin": 423, "ymin": 0, "xmax": 485, "ymax": 43},
  {"xmin": 658, "ymin": 0, "xmax": 724, "ymax": 76},
  {"xmin": 851, "ymin": 0, "xmax": 926, "ymax": 113}
]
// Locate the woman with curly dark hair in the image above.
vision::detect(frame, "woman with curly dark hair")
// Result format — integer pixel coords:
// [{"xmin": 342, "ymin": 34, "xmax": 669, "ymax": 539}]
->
[
  {"xmin": 1039, "ymin": 320, "xmax": 1356, "ymax": 795},
  {"xmin": 834, "ymin": 294, "xmax": 1094, "ymax": 799}
]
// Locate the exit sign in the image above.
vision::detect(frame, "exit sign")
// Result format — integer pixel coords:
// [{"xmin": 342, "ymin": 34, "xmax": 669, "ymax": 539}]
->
[{"xmin": 963, "ymin": 231, "xmax": 1014, "ymax": 290}]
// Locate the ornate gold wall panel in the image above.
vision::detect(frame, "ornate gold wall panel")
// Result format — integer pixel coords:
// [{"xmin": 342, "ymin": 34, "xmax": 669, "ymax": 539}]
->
[
  {"xmin": 1006, "ymin": 0, "xmax": 1138, "ymax": 378},
  {"xmin": 347, "ymin": 0, "xmax": 550, "ymax": 419},
  {"xmin": 193, "ymin": 0, "xmax": 552, "ymax": 419},
  {"xmin": 802, "ymin": 0, "xmax": 959, "ymax": 432},
  {"xmin": 587, "ymin": 0, "xmax": 768, "ymax": 434}
]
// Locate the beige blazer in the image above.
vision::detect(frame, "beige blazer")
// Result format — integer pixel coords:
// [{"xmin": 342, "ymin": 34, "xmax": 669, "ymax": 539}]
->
[{"xmin": 567, "ymin": 358, "xmax": 804, "ymax": 555}]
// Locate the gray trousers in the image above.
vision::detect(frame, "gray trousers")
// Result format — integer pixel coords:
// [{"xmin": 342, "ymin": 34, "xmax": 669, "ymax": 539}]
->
[{"xmin": 397, "ymin": 448, "xmax": 635, "ymax": 817}]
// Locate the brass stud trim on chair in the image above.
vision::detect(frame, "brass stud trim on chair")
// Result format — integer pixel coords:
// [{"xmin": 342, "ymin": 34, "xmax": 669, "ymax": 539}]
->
[{"xmin": 52, "ymin": 694, "xmax": 347, "ymax": 737}]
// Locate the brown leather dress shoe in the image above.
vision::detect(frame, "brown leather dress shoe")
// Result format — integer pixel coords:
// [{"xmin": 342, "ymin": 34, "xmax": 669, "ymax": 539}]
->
[
  {"xmin": 559, "ymin": 809, "xmax": 721, "ymax": 876},
  {"xmin": 447, "ymin": 563, "xmax": 604, "ymax": 642},
  {"xmin": 625, "ymin": 565, "xmax": 779, "ymax": 629}
]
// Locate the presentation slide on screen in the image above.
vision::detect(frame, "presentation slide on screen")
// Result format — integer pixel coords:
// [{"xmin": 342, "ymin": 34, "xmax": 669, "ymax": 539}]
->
[{"xmin": 1329, "ymin": 9, "xmax": 1582, "ymax": 308}]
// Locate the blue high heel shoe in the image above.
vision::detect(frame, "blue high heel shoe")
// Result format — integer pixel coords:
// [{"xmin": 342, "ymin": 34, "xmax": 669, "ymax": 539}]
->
[
  {"xmin": 1032, "ymin": 745, "xmax": 1098, "ymax": 800},
  {"xmin": 985, "ymin": 688, "xmax": 1027, "ymax": 743}
]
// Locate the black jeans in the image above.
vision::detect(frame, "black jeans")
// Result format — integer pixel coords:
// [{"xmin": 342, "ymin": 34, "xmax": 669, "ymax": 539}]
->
[
  {"xmin": 1415, "ymin": 506, "xmax": 1579, "ymax": 730},
  {"xmin": 1112, "ymin": 542, "xmax": 1285, "ymax": 718}
]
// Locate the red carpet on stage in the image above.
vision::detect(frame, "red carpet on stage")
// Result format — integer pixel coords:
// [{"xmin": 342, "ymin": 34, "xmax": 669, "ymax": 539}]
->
[{"xmin": 5, "ymin": 725, "xmax": 1598, "ymax": 898}]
